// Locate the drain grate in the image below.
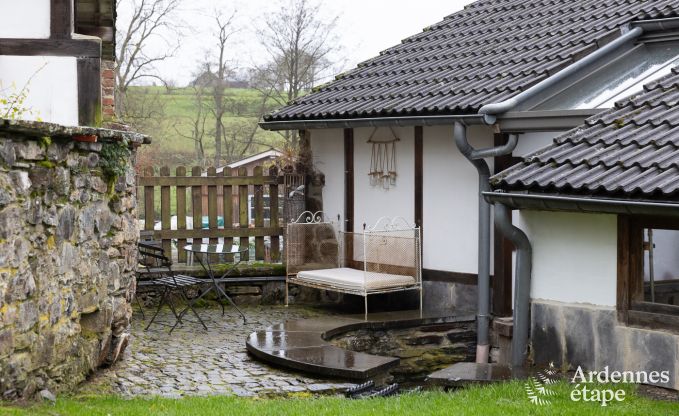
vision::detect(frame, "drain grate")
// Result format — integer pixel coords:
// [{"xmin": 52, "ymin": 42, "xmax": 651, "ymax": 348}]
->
[{"xmin": 346, "ymin": 381, "xmax": 401, "ymax": 399}]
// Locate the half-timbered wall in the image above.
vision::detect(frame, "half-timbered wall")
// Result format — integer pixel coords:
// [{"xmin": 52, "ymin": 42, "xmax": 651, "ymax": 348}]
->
[{"xmin": 0, "ymin": 0, "xmax": 111, "ymax": 126}]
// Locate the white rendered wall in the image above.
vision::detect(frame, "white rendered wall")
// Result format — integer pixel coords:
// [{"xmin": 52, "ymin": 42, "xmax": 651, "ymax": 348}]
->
[
  {"xmin": 0, "ymin": 1, "xmax": 51, "ymax": 38},
  {"xmin": 519, "ymin": 211, "xmax": 618, "ymax": 306},
  {"xmin": 423, "ymin": 124, "xmax": 494, "ymax": 275},
  {"xmin": 310, "ymin": 124, "xmax": 495, "ymax": 275},
  {"xmin": 0, "ymin": 56, "xmax": 79, "ymax": 126},
  {"xmin": 513, "ymin": 131, "xmax": 562, "ymax": 157},
  {"xmin": 310, "ymin": 129, "xmax": 345, "ymax": 225},
  {"xmin": 353, "ymin": 126, "xmax": 414, "ymax": 230}
]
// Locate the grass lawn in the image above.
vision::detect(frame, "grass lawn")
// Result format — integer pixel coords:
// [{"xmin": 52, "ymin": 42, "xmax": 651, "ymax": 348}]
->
[{"xmin": 1, "ymin": 381, "xmax": 674, "ymax": 416}]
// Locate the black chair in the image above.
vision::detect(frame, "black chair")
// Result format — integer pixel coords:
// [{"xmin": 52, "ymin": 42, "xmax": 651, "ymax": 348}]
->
[{"xmin": 137, "ymin": 242, "xmax": 208, "ymax": 332}]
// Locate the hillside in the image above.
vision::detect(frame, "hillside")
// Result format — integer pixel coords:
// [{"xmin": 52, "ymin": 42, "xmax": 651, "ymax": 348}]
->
[{"xmin": 127, "ymin": 86, "xmax": 284, "ymax": 169}]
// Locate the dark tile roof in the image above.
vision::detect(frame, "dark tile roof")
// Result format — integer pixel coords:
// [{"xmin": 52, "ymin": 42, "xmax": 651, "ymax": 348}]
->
[
  {"xmin": 490, "ymin": 67, "xmax": 679, "ymax": 200},
  {"xmin": 265, "ymin": 0, "xmax": 679, "ymax": 122}
]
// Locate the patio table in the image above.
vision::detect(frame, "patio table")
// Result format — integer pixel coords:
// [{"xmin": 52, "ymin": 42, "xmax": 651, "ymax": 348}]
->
[{"xmin": 175, "ymin": 244, "xmax": 249, "ymax": 329}]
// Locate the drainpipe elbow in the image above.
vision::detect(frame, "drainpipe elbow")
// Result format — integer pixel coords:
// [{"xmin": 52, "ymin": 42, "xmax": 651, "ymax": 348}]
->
[{"xmin": 478, "ymin": 98, "xmax": 518, "ymax": 120}]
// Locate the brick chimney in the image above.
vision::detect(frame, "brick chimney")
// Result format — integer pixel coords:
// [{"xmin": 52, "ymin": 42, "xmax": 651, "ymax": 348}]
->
[{"xmin": 102, "ymin": 60, "xmax": 116, "ymax": 121}]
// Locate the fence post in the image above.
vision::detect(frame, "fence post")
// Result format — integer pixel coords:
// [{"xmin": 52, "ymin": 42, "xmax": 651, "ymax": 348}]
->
[
  {"xmin": 269, "ymin": 166, "xmax": 280, "ymax": 262},
  {"xmin": 238, "ymin": 167, "xmax": 249, "ymax": 261},
  {"xmin": 192, "ymin": 166, "xmax": 203, "ymax": 248},
  {"xmin": 207, "ymin": 166, "xmax": 218, "ymax": 261},
  {"xmin": 176, "ymin": 166, "xmax": 187, "ymax": 263},
  {"xmin": 143, "ymin": 166, "xmax": 155, "ymax": 234},
  {"xmin": 222, "ymin": 167, "xmax": 234, "ymax": 262},
  {"xmin": 254, "ymin": 165, "xmax": 264, "ymax": 260},
  {"xmin": 160, "ymin": 166, "xmax": 171, "ymax": 258}
]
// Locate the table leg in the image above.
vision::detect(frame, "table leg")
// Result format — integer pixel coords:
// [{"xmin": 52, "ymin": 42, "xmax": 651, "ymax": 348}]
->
[
  {"xmin": 195, "ymin": 252, "xmax": 247, "ymax": 324},
  {"xmin": 214, "ymin": 282, "xmax": 247, "ymax": 324}
]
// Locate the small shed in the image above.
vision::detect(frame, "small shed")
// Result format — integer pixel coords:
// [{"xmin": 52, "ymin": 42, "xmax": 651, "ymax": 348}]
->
[{"xmin": 201, "ymin": 148, "xmax": 283, "ymax": 226}]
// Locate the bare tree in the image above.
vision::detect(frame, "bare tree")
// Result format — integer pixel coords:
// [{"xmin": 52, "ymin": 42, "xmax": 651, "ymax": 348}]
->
[
  {"xmin": 198, "ymin": 12, "xmax": 239, "ymax": 167},
  {"xmin": 115, "ymin": 0, "xmax": 182, "ymax": 118},
  {"xmin": 219, "ymin": 90, "xmax": 279, "ymax": 162},
  {"xmin": 173, "ymin": 84, "xmax": 209, "ymax": 168},
  {"xmin": 253, "ymin": 0, "xmax": 341, "ymax": 148},
  {"xmin": 121, "ymin": 87, "xmax": 167, "ymax": 133}
]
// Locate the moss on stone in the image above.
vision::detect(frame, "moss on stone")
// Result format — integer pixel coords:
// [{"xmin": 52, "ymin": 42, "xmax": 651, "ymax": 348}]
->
[
  {"xmin": 38, "ymin": 136, "xmax": 52, "ymax": 149},
  {"xmin": 36, "ymin": 160, "xmax": 56, "ymax": 169}
]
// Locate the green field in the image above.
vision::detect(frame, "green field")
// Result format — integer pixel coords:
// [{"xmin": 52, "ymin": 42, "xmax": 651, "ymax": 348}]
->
[
  {"xmin": 127, "ymin": 86, "xmax": 284, "ymax": 169},
  {"xmin": 2, "ymin": 381, "xmax": 674, "ymax": 415}
]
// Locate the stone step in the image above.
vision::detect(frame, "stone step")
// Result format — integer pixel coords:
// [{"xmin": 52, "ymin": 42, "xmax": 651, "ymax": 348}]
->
[
  {"xmin": 246, "ymin": 311, "xmax": 475, "ymax": 381},
  {"xmin": 427, "ymin": 362, "xmax": 534, "ymax": 387}
]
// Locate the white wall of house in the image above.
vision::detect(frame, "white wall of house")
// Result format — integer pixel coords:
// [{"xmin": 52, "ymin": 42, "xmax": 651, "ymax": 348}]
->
[
  {"xmin": 0, "ymin": 56, "xmax": 79, "ymax": 126},
  {"xmin": 309, "ymin": 124, "xmax": 495, "ymax": 276},
  {"xmin": 310, "ymin": 128, "xmax": 345, "ymax": 225},
  {"xmin": 353, "ymin": 126, "xmax": 415, "ymax": 230},
  {"xmin": 0, "ymin": 1, "xmax": 51, "ymax": 39},
  {"xmin": 518, "ymin": 210, "xmax": 618, "ymax": 306},
  {"xmin": 423, "ymin": 124, "xmax": 494, "ymax": 275},
  {"xmin": 514, "ymin": 131, "xmax": 561, "ymax": 157}
]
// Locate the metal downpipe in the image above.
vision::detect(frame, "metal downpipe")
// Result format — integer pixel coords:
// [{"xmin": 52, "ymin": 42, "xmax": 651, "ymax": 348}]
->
[
  {"xmin": 453, "ymin": 122, "xmax": 517, "ymax": 363},
  {"xmin": 494, "ymin": 203, "xmax": 532, "ymax": 367}
]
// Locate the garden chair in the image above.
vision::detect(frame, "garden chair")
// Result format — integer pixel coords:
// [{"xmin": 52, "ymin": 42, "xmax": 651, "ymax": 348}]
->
[{"xmin": 136, "ymin": 241, "xmax": 208, "ymax": 332}]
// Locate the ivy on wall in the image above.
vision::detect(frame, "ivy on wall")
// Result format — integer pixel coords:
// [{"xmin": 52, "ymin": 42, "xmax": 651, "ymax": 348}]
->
[{"xmin": 100, "ymin": 140, "xmax": 131, "ymax": 192}]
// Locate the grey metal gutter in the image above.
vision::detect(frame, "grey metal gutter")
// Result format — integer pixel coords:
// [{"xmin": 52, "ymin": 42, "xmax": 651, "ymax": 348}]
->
[
  {"xmin": 259, "ymin": 114, "xmax": 485, "ymax": 130},
  {"xmin": 478, "ymin": 26, "xmax": 644, "ymax": 125},
  {"xmin": 632, "ymin": 17, "xmax": 679, "ymax": 33},
  {"xmin": 483, "ymin": 191, "xmax": 679, "ymax": 217},
  {"xmin": 493, "ymin": 203, "xmax": 532, "ymax": 368},
  {"xmin": 497, "ymin": 109, "xmax": 601, "ymax": 132},
  {"xmin": 454, "ymin": 122, "xmax": 518, "ymax": 364}
]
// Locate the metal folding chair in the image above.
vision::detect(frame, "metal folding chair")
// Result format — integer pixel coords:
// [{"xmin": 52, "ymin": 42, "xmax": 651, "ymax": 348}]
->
[{"xmin": 137, "ymin": 242, "xmax": 208, "ymax": 332}]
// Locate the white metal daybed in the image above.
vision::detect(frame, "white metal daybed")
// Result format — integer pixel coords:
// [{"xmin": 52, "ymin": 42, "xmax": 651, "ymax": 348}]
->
[{"xmin": 285, "ymin": 211, "xmax": 422, "ymax": 319}]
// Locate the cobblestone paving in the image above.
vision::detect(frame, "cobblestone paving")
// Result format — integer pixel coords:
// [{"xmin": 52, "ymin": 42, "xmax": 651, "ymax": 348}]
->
[{"xmin": 81, "ymin": 305, "xmax": 355, "ymax": 398}]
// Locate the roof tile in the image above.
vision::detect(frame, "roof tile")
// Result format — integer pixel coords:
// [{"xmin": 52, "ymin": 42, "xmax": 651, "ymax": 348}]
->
[
  {"xmin": 491, "ymin": 70, "xmax": 679, "ymax": 200},
  {"xmin": 265, "ymin": 0, "xmax": 679, "ymax": 121}
]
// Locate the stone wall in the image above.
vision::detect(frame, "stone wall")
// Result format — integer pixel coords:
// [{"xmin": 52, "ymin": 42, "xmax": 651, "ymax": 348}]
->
[
  {"xmin": 0, "ymin": 119, "xmax": 146, "ymax": 400},
  {"xmin": 531, "ymin": 300, "xmax": 679, "ymax": 390}
]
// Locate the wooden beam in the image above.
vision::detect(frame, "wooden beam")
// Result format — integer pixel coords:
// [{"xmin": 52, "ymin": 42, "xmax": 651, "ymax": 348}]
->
[
  {"xmin": 616, "ymin": 215, "xmax": 631, "ymax": 324},
  {"xmin": 423, "ymin": 269, "xmax": 480, "ymax": 286},
  {"xmin": 51, "ymin": 0, "xmax": 74, "ymax": 39},
  {"xmin": 75, "ymin": 25, "xmax": 114, "ymax": 42},
  {"xmin": 414, "ymin": 126, "xmax": 423, "ymax": 236},
  {"xmin": 137, "ymin": 175, "xmax": 281, "ymax": 187},
  {"xmin": 0, "ymin": 38, "xmax": 100, "ymax": 57},
  {"xmin": 344, "ymin": 128, "xmax": 354, "ymax": 233},
  {"xmin": 77, "ymin": 57, "xmax": 102, "ymax": 126}
]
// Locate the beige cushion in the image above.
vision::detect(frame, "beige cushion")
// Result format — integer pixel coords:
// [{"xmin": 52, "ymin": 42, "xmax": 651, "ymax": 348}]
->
[{"xmin": 296, "ymin": 267, "xmax": 416, "ymax": 291}]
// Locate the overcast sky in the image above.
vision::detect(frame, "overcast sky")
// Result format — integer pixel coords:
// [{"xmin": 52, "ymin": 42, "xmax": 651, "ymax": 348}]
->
[{"xmin": 119, "ymin": 0, "xmax": 472, "ymax": 86}]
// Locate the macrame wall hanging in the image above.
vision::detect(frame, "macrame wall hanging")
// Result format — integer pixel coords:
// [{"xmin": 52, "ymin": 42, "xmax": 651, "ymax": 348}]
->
[{"xmin": 367, "ymin": 127, "xmax": 399, "ymax": 189}]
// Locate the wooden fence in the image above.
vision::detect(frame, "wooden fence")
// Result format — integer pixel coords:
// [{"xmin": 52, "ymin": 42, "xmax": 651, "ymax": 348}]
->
[{"xmin": 138, "ymin": 165, "xmax": 283, "ymax": 264}]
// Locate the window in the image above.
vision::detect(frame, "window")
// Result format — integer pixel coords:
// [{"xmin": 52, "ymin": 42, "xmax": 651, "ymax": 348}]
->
[
  {"xmin": 534, "ymin": 42, "xmax": 679, "ymax": 111},
  {"xmin": 617, "ymin": 216, "xmax": 679, "ymax": 331}
]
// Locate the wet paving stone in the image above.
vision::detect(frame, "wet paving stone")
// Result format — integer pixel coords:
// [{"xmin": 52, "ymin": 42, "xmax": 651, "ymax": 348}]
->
[{"xmin": 80, "ymin": 305, "xmax": 355, "ymax": 398}]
